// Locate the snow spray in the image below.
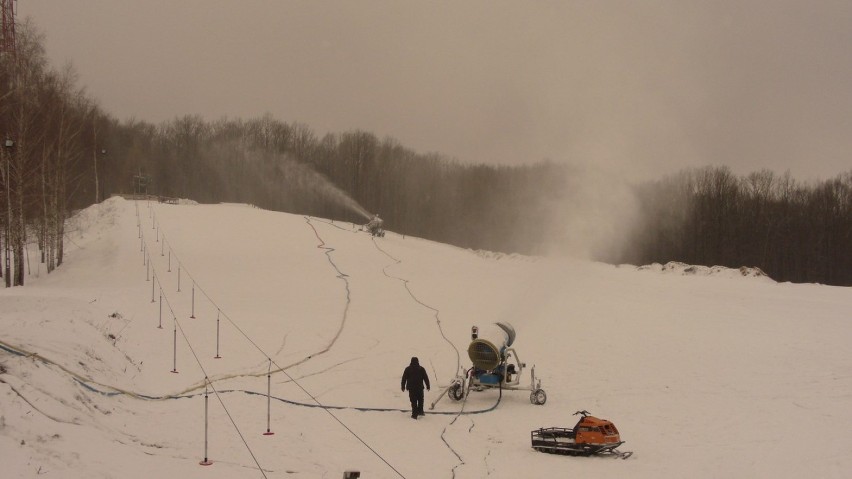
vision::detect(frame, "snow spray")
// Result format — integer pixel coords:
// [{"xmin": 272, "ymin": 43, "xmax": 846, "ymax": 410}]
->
[{"xmin": 278, "ymin": 157, "xmax": 373, "ymax": 221}]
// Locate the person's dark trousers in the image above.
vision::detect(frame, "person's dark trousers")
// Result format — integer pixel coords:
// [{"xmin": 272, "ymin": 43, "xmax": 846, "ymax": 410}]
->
[{"xmin": 408, "ymin": 389, "xmax": 424, "ymax": 417}]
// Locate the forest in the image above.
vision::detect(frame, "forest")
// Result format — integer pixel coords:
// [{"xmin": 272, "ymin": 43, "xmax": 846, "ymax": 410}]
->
[{"xmin": 2, "ymin": 22, "xmax": 851, "ymax": 287}]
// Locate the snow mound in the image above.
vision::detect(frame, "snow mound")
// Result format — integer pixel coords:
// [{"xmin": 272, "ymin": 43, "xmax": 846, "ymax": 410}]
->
[
  {"xmin": 472, "ymin": 249, "xmax": 540, "ymax": 262},
  {"xmin": 634, "ymin": 261, "xmax": 772, "ymax": 280},
  {"xmin": 68, "ymin": 197, "xmax": 122, "ymax": 232}
]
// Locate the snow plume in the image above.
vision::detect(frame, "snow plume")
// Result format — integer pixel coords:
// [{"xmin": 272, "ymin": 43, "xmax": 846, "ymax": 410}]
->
[
  {"xmin": 273, "ymin": 155, "xmax": 373, "ymax": 221},
  {"xmin": 540, "ymin": 163, "xmax": 640, "ymax": 261}
]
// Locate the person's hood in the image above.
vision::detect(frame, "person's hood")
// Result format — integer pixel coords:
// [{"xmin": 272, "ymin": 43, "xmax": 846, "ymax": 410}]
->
[{"xmin": 410, "ymin": 357, "xmax": 419, "ymax": 366}]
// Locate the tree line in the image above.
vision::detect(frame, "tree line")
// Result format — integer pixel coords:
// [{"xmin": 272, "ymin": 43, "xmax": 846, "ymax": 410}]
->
[
  {"xmin": 619, "ymin": 167, "xmax": 852, "ymax": 286},
  {"xmin": 3, "ymin": 22, "xmax": 850, "ymax": 287},
  {"xmin": 1, "ymin": 21, "xmax": 107, "ymax": 286}
]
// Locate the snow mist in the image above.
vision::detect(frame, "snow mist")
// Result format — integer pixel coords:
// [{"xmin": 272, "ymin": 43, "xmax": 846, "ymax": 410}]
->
[{"xmin": 541, "ymin": 164, "xmax": 640, "ymax": 261}]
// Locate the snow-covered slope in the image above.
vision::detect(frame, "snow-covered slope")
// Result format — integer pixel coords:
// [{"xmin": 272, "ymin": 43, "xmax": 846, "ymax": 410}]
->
[{"xmin": 1, "ymin": 197, "xmax": 850, "ymax": 478}]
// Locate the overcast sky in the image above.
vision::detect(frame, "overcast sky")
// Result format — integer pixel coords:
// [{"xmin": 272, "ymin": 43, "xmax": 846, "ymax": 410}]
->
[{"xmin": 18, "ymin": 1, "xmax": 852, "ymax": 181}]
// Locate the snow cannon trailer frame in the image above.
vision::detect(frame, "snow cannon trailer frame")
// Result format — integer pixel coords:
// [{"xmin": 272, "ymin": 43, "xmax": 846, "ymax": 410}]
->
[
  {"xmin": 430, "ymin": 323, "xmax": 546, "ymax": 410},
  {"xmin": 531, "ymin": 410, "xmax": 632, "ymax": 459}
]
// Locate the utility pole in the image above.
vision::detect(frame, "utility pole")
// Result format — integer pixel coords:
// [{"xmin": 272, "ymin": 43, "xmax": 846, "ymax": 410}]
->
[
  {"xmin": 1, "ymin": 0, "xmax": 16, "ymax": 287},
  {"xmin": 0, "ymin": 0, "xmax": 16, "ymax": 59},
  {"xmin": 3, "ymin": 139, "xmax": 12, "ymax": 287}
]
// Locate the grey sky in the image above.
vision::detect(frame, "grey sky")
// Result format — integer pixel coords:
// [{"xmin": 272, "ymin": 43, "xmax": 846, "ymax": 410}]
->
[{"xmin": 18, "ymin": 0, "xmax": 852, "ymax": 181}]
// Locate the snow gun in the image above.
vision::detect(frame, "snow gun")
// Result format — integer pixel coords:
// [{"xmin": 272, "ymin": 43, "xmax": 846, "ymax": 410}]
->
[{"xmin": 430, "ymin": 322, "xmax": 546, "ymax": 409}]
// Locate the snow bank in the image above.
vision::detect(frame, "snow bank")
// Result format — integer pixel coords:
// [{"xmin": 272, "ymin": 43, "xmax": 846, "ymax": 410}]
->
[{"xmin": 633, "ymin": 261, "xmax": 772, "ymax": 281}]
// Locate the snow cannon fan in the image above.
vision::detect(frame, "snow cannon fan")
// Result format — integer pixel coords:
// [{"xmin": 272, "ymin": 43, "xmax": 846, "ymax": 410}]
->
[
  {"xmin": 430, "ymin": 322, "xmax": 546, "ymax": 410},
  {"xmin": 467, "ymin": 322, "xmax": 516, "ymax": 370}
]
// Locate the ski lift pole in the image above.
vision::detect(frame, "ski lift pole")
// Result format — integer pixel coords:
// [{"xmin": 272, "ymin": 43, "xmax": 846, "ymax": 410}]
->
[
  {"xmin": 199, "ymin": 380, "xmax": 213, "ymax": 466},
  {"xmin": 190, "ymin": 283, "xmax": 196, "ymax": 318},
  {"xmin": 263, "ymin": 359, "xmax": 274, "ymax": 435},
  {"xmin": 171, "ymin": 319, "xmax": 178, "ymax": 373},
  {"xmin": 151, "ymin": 273, "xmax": 156, "ymax": 302},
  {"xmin": 177, "ymin": 266, "xmax": 181, "ymax": 292},
  {"xmin": 214, "ymin": 310, "xmax": 221, "ymax": 359},
  {"xmin": 158, "ymin": 291, "xmax": 163, "ymax": 329}
]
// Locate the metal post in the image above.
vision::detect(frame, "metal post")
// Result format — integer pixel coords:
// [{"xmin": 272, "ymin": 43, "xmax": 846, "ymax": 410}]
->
[
  {"xmin": 161, "ymin": 236, "xmax": 164, "ymax": 256},
  {"xmin": 3, "ymin": 139, "xmax": 12, "ymax": 288},
  {"xmin": 168, "ymin": 250, "xmax": 171, "ymax": 272},
  {"xmin": 145, "ymin": 249, "xmax": 150, "ymax": 282},
  {"xmin": 214, "ymin": 311, "xmax": 221, "ymax": 359},
  {"xmin": 171, "ymin": 320, "xmax": 178, "ymax": 373},
  {"xmin": 177, "ymin": 266, "xmax": 181, "ymax": 292},
  {"xmin": 263, "ymin": 359, "xmax": 274, "ymax": 435},
  {"xmin": 190, "ymin": 284, "xmax": 196, "ymax": 318},
  {"xmin": 151, "ymin": 273, "xmax": 156, "ymax": 302},
  {"xmin": 199, "ymin": 381, "xmax": 213, "ymax": 466},
  {"xmin": 158, "ymin": 292, "xmax": 163, "ymax": 329}
]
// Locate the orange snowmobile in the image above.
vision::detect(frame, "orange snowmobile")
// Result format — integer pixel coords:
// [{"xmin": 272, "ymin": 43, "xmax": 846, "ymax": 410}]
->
[{"xmin": 531, "ymin": 410, "xmax": 632, "ymax": 459}]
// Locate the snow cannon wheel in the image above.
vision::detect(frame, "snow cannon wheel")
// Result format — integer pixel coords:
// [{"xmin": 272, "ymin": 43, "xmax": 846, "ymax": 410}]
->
[
  {"xmin": 530, "ymin": 389, "xmax": 547, "ymax": 405},
  {"xmin": 449, "ymin": 383, "xmax": 465, "ymax": 401}
]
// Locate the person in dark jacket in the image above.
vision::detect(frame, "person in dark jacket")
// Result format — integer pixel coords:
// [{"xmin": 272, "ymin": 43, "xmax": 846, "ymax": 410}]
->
[{"xmin": 401, "ymin": 357, "xmax": 430, "ymax": 419}]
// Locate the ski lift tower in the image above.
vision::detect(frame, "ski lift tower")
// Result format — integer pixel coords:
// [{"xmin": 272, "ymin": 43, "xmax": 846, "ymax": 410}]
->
[{"xmin": 133, "ymin": 169, "xmax": 151, "ymax": 197}]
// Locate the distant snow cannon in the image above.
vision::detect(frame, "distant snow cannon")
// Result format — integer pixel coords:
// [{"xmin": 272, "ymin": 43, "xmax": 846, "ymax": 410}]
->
[
  {"xmin": 363, "ymin": 214, "xmax": 385, "ymax": 237},
  {"xmin": 430, "ymin": 322, "xmax": 546, "ymax": 410}
]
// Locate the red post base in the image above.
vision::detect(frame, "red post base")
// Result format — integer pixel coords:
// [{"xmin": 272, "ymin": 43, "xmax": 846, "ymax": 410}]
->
[
  {"xmin": 171, "ymin": 370, "xmax": 179, "ymax": 374},
  {"xmin": 214, "ymin": 355, "xmax": 221, "ymax": 359},
  {"xmin": 263, "ymin": 431, "xmax": 275, "ymax": 436},
  {"xmin": 199, "ymin": 459, "xmax": 213, "ymax": 466}
]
